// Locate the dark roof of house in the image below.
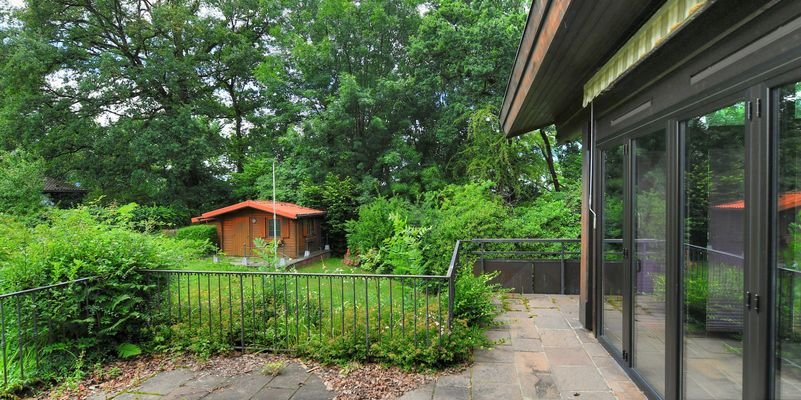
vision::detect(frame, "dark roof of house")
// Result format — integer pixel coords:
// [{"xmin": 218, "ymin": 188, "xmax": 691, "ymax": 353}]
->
[
  {"xmin": 192, "ymin": 200, "xmax": 325, "ymax": 223},
  {"xmin": 43, "ymin": 177, "xmax": 88, "ymax": 194}
]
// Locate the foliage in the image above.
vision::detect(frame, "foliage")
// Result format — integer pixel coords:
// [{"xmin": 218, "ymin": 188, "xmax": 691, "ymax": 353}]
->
[
  {"xmin": 459, "ymin": 108, "xmax": 544, "ymax": 202},
  {"xmin": 357, "ymin": 213, "xmax": 431, "ymax": 275},
  {"xmin": 294, "ymin": 175, "xmax": 359, "ymax": 254},
  {"xmin": 504, "ymin": 188, "xmax": 582, "ymax": 240},
  {"xmin": 130, "ymin": 205, "xmax": 191, "ymax": 231},
  {"xmin": 116, "ymin": 343, "xmax": 142, "ymax": 359},
  {"xmin": 783, "ymin": 213, "xmax": 801, "ymax": 270},
  {"xmin": 261, "ymin": 361, "xmax": 286, "ymax": 377},
  {"xmin": 0, "ymin": 208, "xmax": 208, "ymax": 391},
  {"xmin": 294, "ymin": 321, "xmax": 489, "ymax": 372},
  {"xmin": 421, "ymin": 182, "xmax": 508, "ymax": 274},
  {"xmin": 346, "ymin": 197, "xmax": 411, "ymax": 255},
  {"xmin": 0, "ymin": 0, "xmax": 551, "ymax": 219},
  {"xmin": 453, "ymin": 271, "xmax": 503, "ymax": 326},
  {"xmin": 175, "ymin": 225, "xmax": 219, "ymax": 250},
  {"xmin": 0, "ymin": 149, "xmax": 44, "ymax": 220}
]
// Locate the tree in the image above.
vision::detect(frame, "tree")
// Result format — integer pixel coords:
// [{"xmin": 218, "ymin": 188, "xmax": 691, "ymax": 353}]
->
[
  {"xmin": 0, "ymin": 0, "xmax": 284, "ymax": 211},
  {"xmin": 407, "ymin": 0, "xmax": 528, "ymax": 179},
  {"xmin": 459, "ymin": 107, "xmax": 543, "ymax": 202},
  {"xmin": 0, "ymin": 149, "xmax": 44, "ymax": 219}
]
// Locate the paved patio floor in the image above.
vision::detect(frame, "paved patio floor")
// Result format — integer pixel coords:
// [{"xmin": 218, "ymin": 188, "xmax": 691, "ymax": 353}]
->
[
  {"xmin": 400, "ymin": 294, "xmax": 646, "ymax": 400},
  {"xmin": 88, "ymin": 363, "xmax": 332, "ymax": 400}
]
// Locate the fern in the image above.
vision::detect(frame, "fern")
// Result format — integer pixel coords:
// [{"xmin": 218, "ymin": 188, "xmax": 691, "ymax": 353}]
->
[{"xmin": 117, "ymin": 343, "xmax": 142, "ymax": 359}]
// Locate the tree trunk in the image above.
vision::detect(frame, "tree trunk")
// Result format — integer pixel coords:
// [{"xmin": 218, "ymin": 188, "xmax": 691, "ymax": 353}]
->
[{"xmin": 539, "ymin": 129, "xmax": 561, "ymax": 192}]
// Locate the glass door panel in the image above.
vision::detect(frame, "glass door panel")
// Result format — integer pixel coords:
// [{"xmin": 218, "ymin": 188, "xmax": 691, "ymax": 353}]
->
[
  {"xmin": 775, "ymin": 80, "xmax": 801, "ymax": 399},
  {"xmin": 602, "ymin": 145, "xmax": 626, "ymax": 354},
  {"xmin": 632, "ymin": 131, "xmax": 667, "ymax": 396},
  {"xmin": 682, "ymin": 101, "xmax": 746, "ymax": 399}
]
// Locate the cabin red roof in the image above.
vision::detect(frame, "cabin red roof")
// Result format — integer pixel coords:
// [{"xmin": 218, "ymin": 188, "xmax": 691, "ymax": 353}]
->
[
  {"xmin": 714, "ymin": 192, "xmax": 801, "ymax": 211},
  {"xmin": 191, "ymin": 200, "xmax": 325, "ymax": 223}
]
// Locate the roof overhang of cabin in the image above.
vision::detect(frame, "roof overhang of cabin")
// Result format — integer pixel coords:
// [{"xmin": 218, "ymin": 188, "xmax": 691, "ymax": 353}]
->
[
  {"xmin": 192, "ymin": 200, "xmax": 326, "ymax": 223},
  {"xmin": 500, "ymin": 0, "xmax": 671, "ymax": 141}
]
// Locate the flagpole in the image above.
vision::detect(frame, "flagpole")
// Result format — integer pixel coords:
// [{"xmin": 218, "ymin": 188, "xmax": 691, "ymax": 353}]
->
[{"xmin": 273, "ymin": 160, "xmax": 278, "ymax": 264}]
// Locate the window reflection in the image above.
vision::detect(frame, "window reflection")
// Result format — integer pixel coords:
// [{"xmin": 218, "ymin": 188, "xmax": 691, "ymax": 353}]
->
[
  {"xmin": 602, "ymin": 145, "xmax": 625, "ymax": 354},
  {"xmin": 682, "ymin": 101, "xmax": 745, "ymax": 400},
  {"xmin": 633, "ymin": 131, "xmax": 667, "ymax": 396},
  {"xmin": 777, "ymin": 81, "xmax": 801, "ymax": 399}
]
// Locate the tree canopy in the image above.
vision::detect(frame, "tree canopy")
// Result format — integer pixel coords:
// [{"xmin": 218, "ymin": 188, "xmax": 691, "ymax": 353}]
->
[{"xmin": 0, "ymin": 0, "xmax": 579, "ymax": 225}]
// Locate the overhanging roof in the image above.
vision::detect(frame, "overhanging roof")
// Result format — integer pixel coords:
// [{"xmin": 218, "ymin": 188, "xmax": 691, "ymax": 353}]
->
[
  {"xmin": 500, "ymin": 0, "xmax": 665, "ymax": 139},
  {"xmin": 192, "ymin": 200, "xmax": 325, "ymax": 223}
]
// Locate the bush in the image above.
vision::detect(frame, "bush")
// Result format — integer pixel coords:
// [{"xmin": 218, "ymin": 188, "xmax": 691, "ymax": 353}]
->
[
  {"xmin": 295, "ymin": 321, "xmax": 490, "ymax": 371},
  {"xmin": 0, "ymin": 149, "xmax": 45, "ymax": 221},
  {"xmin": 346, "ymin": 197, "xmax": 410, "ymax": 254},
  {"xmin": 421, "ymin": 182, "xmax": 508, "ymax": 274},
  {"xmin": 0, "ymin": 208, "xmax": 209, "ymax": 391},
  {"xmin": 504, "ymin": 188, "xmax": 581, "ymax": 240},
  {"xmin": 454, "ymin": 270, "xmax": 504, "ymax": 326},
  {"xmin": 176, "ymin": 224, "xmax": 219, "ymax": 250},
  {"xmin": 131, "ymin": 204, "xmax": 191, "ymax": 231}
]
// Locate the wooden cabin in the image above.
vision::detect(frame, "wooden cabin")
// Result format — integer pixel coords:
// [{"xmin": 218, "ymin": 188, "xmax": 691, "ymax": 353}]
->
[{"xmin": 191, "ymin": 200, "xmax": 325, "ymax": 258}]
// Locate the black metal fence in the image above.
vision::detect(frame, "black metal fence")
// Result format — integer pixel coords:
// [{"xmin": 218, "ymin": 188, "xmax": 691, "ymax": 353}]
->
[
  {"xmin": 0, "ymin": 277, "xmax": 95, "ymax": 389},
  {"xmin": 141, "ymin": 269, "xmax": 454, "ymax": 352},
  {"xmin": 467, "ymin": 239, "xmax": 582, "ymax": 294}
]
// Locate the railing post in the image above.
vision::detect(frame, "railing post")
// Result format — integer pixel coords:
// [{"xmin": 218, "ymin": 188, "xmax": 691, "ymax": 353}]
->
[
  {"xmin": 560, "ymin": 241, "xmax": 566, "ymax": 295},
  {"xmin": 447, "ymin": 241, "xmax": 460, "ymax": 330},
  {"xmin": 480, "ymin": 241, "xmax": 486, "ymax": 274}
]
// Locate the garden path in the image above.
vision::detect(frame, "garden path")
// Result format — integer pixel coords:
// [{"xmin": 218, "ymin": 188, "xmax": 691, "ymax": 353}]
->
[{"xmin": 87, "ymin": 363, "xmax": 331, "ymax": 400}]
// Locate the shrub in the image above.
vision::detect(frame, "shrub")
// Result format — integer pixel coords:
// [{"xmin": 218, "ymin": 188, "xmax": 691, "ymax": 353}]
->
[
  {"xmin": 381, "ymin": 213, "xmax": 430, "ymax": 275},
  {"xmin": 176, "ymin": 224, "xmax": 219, "ymax": 250},
  {"xmin": 346, "ymin": 197, "xmax": 410, "ymax": 254},
  {"xmin": 295, "ymin": 321, "xmax": 489, "ymax": 371},
  {"xmin": 421, "ymin": 182, "xmax": 508, "ymax": 274},
  {"xmin": 0, "ymin": 208, "xmax": 209, "ymax": 391},
  {"xmin": 131, "ymin": 204, "xmax": 191, "ymax": 231},
  {"xmin": 503, "ymin": 188, "xmax": 581, "ymax": 240},
  {"xmin": 0, "ymin": 149, "xmax": 45, "ymax": 221},
  {"xmin": 454, "ymin": 270, "xmax": 504, "ymax": 326}
]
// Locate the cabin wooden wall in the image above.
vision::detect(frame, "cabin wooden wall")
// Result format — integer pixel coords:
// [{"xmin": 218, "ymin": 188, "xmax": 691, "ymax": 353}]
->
[{"xmin": 209, "ymin": 209, "xmax": 324, "ymax": 258}]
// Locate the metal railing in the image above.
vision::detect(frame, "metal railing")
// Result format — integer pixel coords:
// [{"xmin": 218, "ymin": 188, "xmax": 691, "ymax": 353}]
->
[
  {"xmin": 467, "ymin": 238, "xmax": 581, "ymax": 294},
  {"xmin": 779, "ymin": 267, "xmax": 801, "ymax": 338},
  {"xmin": 141, "ymin": 269, "xmax": 455, "ymax": 353},
  {"xmin": 138, "ymin": 241, "xmax": 463, "ymax": 353},
  {"xmin": 0, "ymin": 277, "xmax": 95, "ymax": 389}
]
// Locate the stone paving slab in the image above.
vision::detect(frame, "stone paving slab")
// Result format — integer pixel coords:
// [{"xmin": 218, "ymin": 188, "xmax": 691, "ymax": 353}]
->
[
  {"xmin": 91, "ymin": 362, "xmax": 333, "ymax": 400},
  {"xmin": 399, "ymin": 294, "xmax": 647, "ymax": 400}
]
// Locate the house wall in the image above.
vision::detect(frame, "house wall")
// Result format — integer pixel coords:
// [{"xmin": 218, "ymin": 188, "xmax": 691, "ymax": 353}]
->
[{"xmin": 583, "ymin": 3, "xmax": 801, "ymax": 398}]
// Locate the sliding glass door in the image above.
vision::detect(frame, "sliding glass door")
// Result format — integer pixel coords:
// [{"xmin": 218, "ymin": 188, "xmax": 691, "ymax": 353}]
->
[
  {"xmin": 632, "ymin": 131, "xmax": 667, "ymax": 397},
  {"xmin": 601, "ymin": 145, "xmax": 627, "ymax": 356},
  {"xmin": 774, "ymin": 79, "xmax": 801, "ymax": 399},
  {"xmin": 681, "ymin": 101, "xmax": 747, "ymax": 399}
]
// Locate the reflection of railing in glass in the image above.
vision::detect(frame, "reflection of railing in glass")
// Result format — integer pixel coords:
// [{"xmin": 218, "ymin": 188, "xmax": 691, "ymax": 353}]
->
[{"xmin": 601, "ymin": 239, "xmax": 745, "ymax": 333}]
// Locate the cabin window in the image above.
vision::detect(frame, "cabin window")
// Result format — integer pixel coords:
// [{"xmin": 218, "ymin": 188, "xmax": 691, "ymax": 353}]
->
[{"xmin": 267, "ymin": 219, "xmax": 281, "ymax": 238}]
